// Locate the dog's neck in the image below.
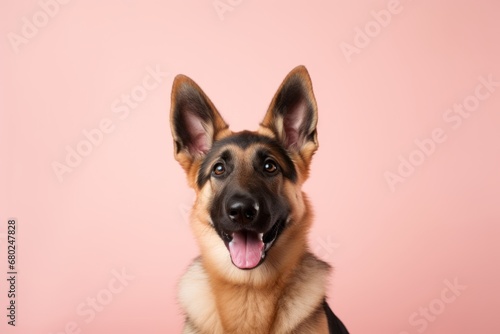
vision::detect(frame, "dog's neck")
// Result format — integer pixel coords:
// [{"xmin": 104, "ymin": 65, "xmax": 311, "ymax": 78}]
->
[{"xmin": 178, "ymin": 251, "xmax": 331, "ymax": 334}]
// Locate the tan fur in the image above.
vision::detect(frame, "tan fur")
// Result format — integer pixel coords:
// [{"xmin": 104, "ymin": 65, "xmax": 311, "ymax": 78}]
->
[
  {"xmin": 178, "ymin": 151, "xmax": 332, "ymax": 333},
  {"xmin": 171, "ymin": 66, "xmax": 335, "ymax": 333},
  {"xmin": 179, "ymin": 249, "xmax": 331, "ymax": 334}
]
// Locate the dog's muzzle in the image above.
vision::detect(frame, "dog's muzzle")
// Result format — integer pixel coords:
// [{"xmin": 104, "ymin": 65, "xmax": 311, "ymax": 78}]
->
[{"xmin": 218, "ymin": 192, "xmax": 286, "ymax": 270}]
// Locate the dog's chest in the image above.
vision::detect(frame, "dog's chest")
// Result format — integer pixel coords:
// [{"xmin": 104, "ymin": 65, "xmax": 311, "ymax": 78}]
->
[
  {"xmin": 178, "ymin": 260, "xmax": 274, "ymax": 333},
  {"xmin": 178, "ymin": 255, "xmax": 330, "ymax": 334},
  {"xmin": 215, "ymin": 285, "xmax": 279, "ymax": 334}
]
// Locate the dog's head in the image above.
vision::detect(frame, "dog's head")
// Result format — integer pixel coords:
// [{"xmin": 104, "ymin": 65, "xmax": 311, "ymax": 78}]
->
[{"xmin": 170, "ymin": 66, "xmax": 318, "ymax": 279}]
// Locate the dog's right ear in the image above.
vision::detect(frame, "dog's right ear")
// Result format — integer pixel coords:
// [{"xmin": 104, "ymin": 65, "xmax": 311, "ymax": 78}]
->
[{"xmin": 170, "ymin": 75, "xmax": 229, "ymax": 175}]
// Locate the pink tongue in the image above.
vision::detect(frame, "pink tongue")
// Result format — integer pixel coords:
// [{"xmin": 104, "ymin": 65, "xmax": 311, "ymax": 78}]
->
[{"xmin": 228, "ymin": 231, "xmax": 264, "ymax": 269}]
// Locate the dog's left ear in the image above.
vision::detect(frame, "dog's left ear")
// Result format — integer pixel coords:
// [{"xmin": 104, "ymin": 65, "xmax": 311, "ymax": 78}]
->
[
  {"xmin": 170, "ymin": 74, "xmax": 229, "ymax": 175},
  {"xmin": 261, "ymin": 66, "xmax": 319, "ymax": 162}
]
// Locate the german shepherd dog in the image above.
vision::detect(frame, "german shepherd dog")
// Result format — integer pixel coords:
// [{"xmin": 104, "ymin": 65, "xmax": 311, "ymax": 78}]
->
[{"xmin": 169, "ymin": 66, "xmax": 349, "ymax": 334}]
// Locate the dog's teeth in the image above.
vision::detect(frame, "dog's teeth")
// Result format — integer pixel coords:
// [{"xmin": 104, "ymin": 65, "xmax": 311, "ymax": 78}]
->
[{"xmin": 258, "ymin": 233, "xmax": 263, "ymax": 241}]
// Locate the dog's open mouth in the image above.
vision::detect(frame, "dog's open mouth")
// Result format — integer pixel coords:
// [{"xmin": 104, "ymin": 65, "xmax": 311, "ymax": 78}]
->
[
  {"xmin": 227, "ymin": 231, "xmax": 264, "ymax": 269},
  {"xmin": 222, "ymin": 220, "xmax": 284, "ymax": 270}
]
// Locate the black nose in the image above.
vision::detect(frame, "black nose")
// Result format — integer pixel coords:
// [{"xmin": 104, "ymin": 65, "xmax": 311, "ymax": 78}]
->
[{"xmin": 226, "ymin": 194, "xmax": 259, "ymax": 224}]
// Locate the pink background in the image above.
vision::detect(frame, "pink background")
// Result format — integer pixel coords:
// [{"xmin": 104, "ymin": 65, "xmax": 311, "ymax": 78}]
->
[{"xmin": 1, "ymin": 0, "xmax": 499, "ymax": 333}]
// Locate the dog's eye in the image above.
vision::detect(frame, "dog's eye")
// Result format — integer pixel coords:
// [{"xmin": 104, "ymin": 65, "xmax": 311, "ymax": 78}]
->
[
  {"xmin": 263, "ymin": 160, "xmax": 278, "ymax": 174},
  {"xmin": 213, "ymin": 163, "xmax": 226, "ymax": 176}
]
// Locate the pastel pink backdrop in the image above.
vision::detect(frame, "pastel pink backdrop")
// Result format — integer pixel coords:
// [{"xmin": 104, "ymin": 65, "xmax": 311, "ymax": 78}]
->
[{"xmin": 1, "ymin": 1, "xmax": 499, "ymax": 333}]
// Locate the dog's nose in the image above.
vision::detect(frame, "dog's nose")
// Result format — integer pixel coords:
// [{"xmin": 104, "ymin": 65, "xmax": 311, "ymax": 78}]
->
[{"xmin": 226, "ymin": 195, "xmax": 258, "ymax": 224}]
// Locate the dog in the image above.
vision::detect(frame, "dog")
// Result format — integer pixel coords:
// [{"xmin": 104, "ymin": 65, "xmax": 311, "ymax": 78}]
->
[{"xmin": 169, "ymin": 65, "xmax": 349, "ymax": 334}]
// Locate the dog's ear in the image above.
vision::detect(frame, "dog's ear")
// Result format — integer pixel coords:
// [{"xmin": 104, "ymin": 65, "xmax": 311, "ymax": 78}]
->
[
  {"xmin": 261, "ymin": 66, "xmax": 318, "ymax": 161},
  {"xmin": 170, "ymin": 74, "xmax": 229, "ymax": 173}
]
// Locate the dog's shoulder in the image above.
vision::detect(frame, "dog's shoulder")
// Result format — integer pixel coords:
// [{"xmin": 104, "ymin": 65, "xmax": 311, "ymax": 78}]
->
[
  {"xmin": 178, "ymin": 257, "xmax": 224, "ymax": 333},
  {"xmin": 271, "ymin": 252, "xmax": 331, "ymax": 334}
]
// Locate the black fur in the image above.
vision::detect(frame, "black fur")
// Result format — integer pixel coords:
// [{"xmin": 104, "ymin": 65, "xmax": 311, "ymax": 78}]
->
[{"xmin": 323, "ymin": 300, "xmax": 349, "ymax": 334}]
